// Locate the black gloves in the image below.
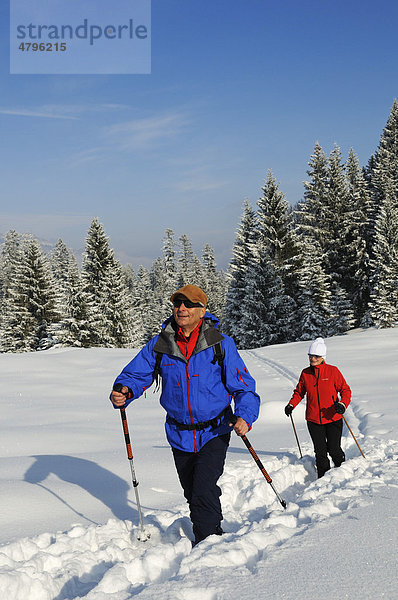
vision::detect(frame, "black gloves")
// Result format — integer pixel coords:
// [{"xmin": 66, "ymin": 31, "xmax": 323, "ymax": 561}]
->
[
  {"xmin": 284, "ymin": 404, "xmax": 293, "ymax": 417},
  {"xmin": 335, "ymin": 402, "xmax": 346, "ymax": 415}
]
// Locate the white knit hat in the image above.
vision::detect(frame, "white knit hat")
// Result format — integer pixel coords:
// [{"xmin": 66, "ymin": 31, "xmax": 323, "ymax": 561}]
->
[{"xmin": 308, "ymin": 337, "xmax": 327, "ymax": 358}]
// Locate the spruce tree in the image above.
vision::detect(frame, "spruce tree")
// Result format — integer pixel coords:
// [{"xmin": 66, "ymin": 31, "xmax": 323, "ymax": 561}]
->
[
  {"xmin": 2, "ymin": 236, "xmax": 60, "ymax": 351},
  {"xmin": 223, "ymin": 200, "xmax": 257, "ymax": 344},
  {"xmin": 365, "ymin": 100, "xmax": 398, "ymax": 326},
  {"xmin": 201, "ymin": 244, "xmax": 226, "ymax": 320},
  {"xmin": 0, "ymin": 231, "xmax": 24, "ymax": 348},
  {"xmin": 256, "ymin": 171, "xmax": 297, "ymax": 341},
  {"xmin": 177, "ymin": 234, "xmax": 202, "ymax": 287},
  {"xmin": 344, "ymin": 149, "xmax": 371, "ymax": 324},
  {"xmin": 50, "ymin": 239, "xmax": 90, "ymax": 346},
  {"xmin": 294, "ymin": 239, "xmax": 331, "ymax": 341},
  {"xmin": 239, "ymin": 243, "xmax": 288, "ymax": 349},
  {"xmin": 122, "ymin": 264, "xmax": 143, "ymax": 347},
  {"xmin": 162, "ymin": 229, "xmax": 178, "ymax": 297},
  {"xmin": 81, "ymin": 218, "xmax": 132, "ymax": 347},
  {"xmin": 1, "ymin": 234, "xmax": 35, "ymax": 352},
  {"xmin": 135, "ymin": 265, "xmax": 154, "ymax": 344},
  {"xmin": 150, "ymin": 256, "xmax": 171, "ymax": 334},
  {"xmin": 297, "ymin": 142, "xmax": 329, "ymax": 245}
]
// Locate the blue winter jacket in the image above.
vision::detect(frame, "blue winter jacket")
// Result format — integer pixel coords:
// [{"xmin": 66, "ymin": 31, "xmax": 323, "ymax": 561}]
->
[{"xmin": 113, "ymin": 312, "xmax": 260, "ymax": 452}]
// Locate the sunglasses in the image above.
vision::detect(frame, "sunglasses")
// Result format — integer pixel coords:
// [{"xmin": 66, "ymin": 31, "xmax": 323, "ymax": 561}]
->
[
  {"xmin": 308, "ymin": 354, "xmax": 322, "ymax": 359},
  {"xmin": 173, "ymin": 298, "xmax": 203, "ymax": 308}
]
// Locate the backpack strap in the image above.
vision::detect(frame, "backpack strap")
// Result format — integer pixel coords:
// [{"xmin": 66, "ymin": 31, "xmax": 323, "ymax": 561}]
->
[
  {"xmin": 153, "ymin": 351, "xmax": 162, "ymax": 391},
  {"xmin": 211, "ymin": 341, "xmax": 226, "ymax": 387}
]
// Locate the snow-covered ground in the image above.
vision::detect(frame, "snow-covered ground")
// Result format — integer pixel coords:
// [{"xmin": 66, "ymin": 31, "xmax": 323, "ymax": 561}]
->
[{"xmin": 0, "ymin": 328, "xmax": 397, "ymax": 600}]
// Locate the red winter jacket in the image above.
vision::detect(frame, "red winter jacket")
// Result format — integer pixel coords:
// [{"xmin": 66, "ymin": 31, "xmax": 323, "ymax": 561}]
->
[{"xmin": 289, "ymin": 362, "xmax": 351, "ymax": 425}]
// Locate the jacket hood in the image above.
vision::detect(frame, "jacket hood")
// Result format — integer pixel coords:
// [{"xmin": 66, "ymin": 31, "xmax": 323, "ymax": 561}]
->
[{"xmin": 161, "ymin": 311, "xmax": 220, "ymax": 330}]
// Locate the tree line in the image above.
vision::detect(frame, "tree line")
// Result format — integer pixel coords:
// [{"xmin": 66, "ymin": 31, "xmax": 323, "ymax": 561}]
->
[
  {"xmin": 0, "ymin": 224, "xmax": 227, "ymax": 352},
  {"xmin": 1, "ymin": 100, "xmax": 397, "ymax": 352},
  {"xmin": 224, "ymin": 100, "xmax": 398, "ymax": 347}
]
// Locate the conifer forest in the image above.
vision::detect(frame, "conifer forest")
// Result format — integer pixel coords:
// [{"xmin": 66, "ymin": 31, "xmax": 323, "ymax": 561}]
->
[{"xmin": 1, "ymin": 100, "xmax": 397, "ymax": 352}]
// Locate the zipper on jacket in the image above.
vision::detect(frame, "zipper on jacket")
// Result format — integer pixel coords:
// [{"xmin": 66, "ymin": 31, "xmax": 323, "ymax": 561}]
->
[
  {"xmin": 185, "ymin": 362, "xmax": 197, "ymax": 452},
  {"xmin": 315, "ymin": 367, "xmax": 322, "ymax": 424}
]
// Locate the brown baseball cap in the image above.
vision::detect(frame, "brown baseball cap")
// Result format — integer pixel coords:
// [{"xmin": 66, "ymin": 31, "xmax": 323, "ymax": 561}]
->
[{"xmin": 170, "ymin": 284, "xmax": 208, "ymax": 307}]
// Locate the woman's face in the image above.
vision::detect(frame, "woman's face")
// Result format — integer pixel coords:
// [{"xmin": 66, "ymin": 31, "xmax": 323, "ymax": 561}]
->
[{"xmin": 308, "ymin": 354, "xmax": 324, "ymax": 367}]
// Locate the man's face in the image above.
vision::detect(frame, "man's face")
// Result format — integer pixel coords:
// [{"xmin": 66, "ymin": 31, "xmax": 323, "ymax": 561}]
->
[{"xmin": 173, "ymin": 295, "xmax": 206, "ymax": 335}]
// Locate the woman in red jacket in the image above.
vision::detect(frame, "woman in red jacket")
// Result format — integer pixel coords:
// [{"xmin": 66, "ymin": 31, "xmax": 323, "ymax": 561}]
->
[{"xmin": 284, "ymin": 338, "xmax": 351, "ymax": 478}]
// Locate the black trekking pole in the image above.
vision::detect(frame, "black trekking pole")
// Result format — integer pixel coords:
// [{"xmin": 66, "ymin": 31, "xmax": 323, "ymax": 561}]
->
[
  {"xmin": 114, "ymin": 387, "xmax": 150, "ymax": 541},
  {"xmin": 290, "ymin": 413, "xmax": 303, "ymax": 459},
  {"xmin": 230, "ymin": 416, "xmax": 287, "ymax": 509},
  {"xmin": 120, "ymin": 407, "xmax": 150, "ymax": 540}
]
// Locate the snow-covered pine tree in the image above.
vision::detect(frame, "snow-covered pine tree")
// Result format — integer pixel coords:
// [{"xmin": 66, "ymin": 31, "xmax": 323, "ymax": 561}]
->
[
  {"xmin": 135, "ymin": 265, "xmax": 154, "ymax": 345},
  {"xmin": 0, "ymin": 230, "xmax": 23, "ymax": 301},
  {"xmin": 49, "ymin": 239, "xmax": 90, "ymax": 346},
  {"xmin": 25, "ymin": 237, "xmax": 62, "ymax": 350},
  {"xmin": 327, "ymin": 281, "xmax": 356, "ymax": 335},
  {"xmin": 50, "ymin": 239, "xmax": 77, "ymax": 296},
  {"xmin": 364, "ymin": 100, "xmax": 398, "ymax": 327},
  {"xmin": 297, "ymin": 143, "xmax": 355, "ymax": 335},
  {"xmin": 257, "ymin": 171, "xmax": 294, "ymax": 266},
  {"xmin": 0, "ymin": 231, "xmax": 32, "ymax": 352},
  {"xmin": 177, "ymin": 234, "xmax": 202, "ymax": 287},
  {"xmin": 162, "ymin": 229, "xmax": 178, "ymax": 297},
  {"xmin": 239, "ymin": 242, "xmax": 288, "ymax": 349},
  {"xmin": 201, "ymin": 244, "xmax": 227, "ymax": 320},
  {"xmin": 81, "ymin": 219, "xmax": 114, "ymax": 346},
  {"xmin": 2, "ymin": 236, "xmax": 61, "ymax": 351},
  {"xmin": 324, "ymin": 144, "xmax": 349, "ymax": 274},
  {"xmin": 323, "ymin": 144, "xmax": 355, "ymax": 332},
  {"xmin": 294, "ymin": 238, "xmax": 331, "ymax": 341},
  {"xmin": 256, "ymin": 171, "xmax": 297, "ymax": 342},
  {"xmin": 362, "ymin": 153, "xmax": 378, "ymax": 255},
  {"xmin": 0, "ymin": 231, "xmax": 23, "ymax": 345},
  {"xmin": 344, "ymin": 149, "xmax": 371, "ymax": 324},
  {"xmin": 223, "ymin": 200, "xmax": 257, "ymax": 345},
  {"xmin": 150, "ymin": 256, "xmax": 171, "ymax": 334},
  {"xmin": 366, "ymin": 183, "xmax": 398, "ymax": 327},
  {"xmin": 81, "ymin": 218, "xmax": 132, "ymax": 347},
  {"xmin": 158, "ymin": 228, "xmax": 179, "ymax": 321},
  {"xmin": 106, "ymin": 257, "xmax": 134, "ymax": 347},
  {"xmin": 122, "ymin": 264, "xmax": 143, "ymax": 347},
  {"xmin": 297, "ymin": 142, "xmax": 329, "ymax": 246}
]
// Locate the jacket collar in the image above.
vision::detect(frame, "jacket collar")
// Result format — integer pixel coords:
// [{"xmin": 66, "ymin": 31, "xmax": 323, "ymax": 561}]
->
[{"xmin": 154, "ymin": 314, "xmax": 224, "ymax": 360}]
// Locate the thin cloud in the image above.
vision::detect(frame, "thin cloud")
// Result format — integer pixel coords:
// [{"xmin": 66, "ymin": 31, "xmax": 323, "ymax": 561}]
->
[
  {"xmin": 173, "ymin": 177, "xmax": 227, "ymax": 193},
  {"xmin": 66, "ymin": 147, "xmax": 107, "ymax": 168},
  {"xmin": 0, "ymin": 103, "xmax": 133, "ymax": 120},
  {"xmin": 103, "ymin": 112, "xmax": 190, "ymax": 151},
  {"xmin": 65, "ymin": 110, "xmax": 191, "ymax": 167}
]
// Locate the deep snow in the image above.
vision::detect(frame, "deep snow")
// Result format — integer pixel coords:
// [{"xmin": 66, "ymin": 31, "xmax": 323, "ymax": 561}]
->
[{"xmin": 0, "ymin": 328, "xmax": 397, "ymax": 600}]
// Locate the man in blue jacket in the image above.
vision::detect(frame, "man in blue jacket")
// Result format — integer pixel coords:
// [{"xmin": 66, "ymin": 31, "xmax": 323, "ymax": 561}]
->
[{"xmin": 110, "ymin": 284, "xmax": 260, "ymax": 545}]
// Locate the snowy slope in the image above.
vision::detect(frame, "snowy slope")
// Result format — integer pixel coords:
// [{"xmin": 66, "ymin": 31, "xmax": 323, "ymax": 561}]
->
[{"xmin": 0, "ymin": 328, "xmax": 397, "ymax": 600}]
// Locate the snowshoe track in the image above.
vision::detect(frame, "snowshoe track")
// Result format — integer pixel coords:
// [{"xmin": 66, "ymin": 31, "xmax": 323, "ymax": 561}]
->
[
  {"xmin": 244, "ymin": 349, "xmax": 299, "ymax": 385},
  {"xmin": 1, "ymin": 436, "xmax": 396, "ymax": 600}
]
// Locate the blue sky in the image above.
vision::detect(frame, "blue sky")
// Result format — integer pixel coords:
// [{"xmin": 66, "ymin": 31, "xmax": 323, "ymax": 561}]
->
[{"xmin": 1, "ymin": 0, "xmax": 397, "ymax": 268}]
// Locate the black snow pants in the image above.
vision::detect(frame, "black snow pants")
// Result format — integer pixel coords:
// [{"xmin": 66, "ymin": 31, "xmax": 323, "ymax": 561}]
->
[
  {"xmin": 172, "ymin": 433, "xmax": 230, "ymax": 544},
  {"xmin": 307, "ymin": 419, "xmax": 345, "ymax": 478}
]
